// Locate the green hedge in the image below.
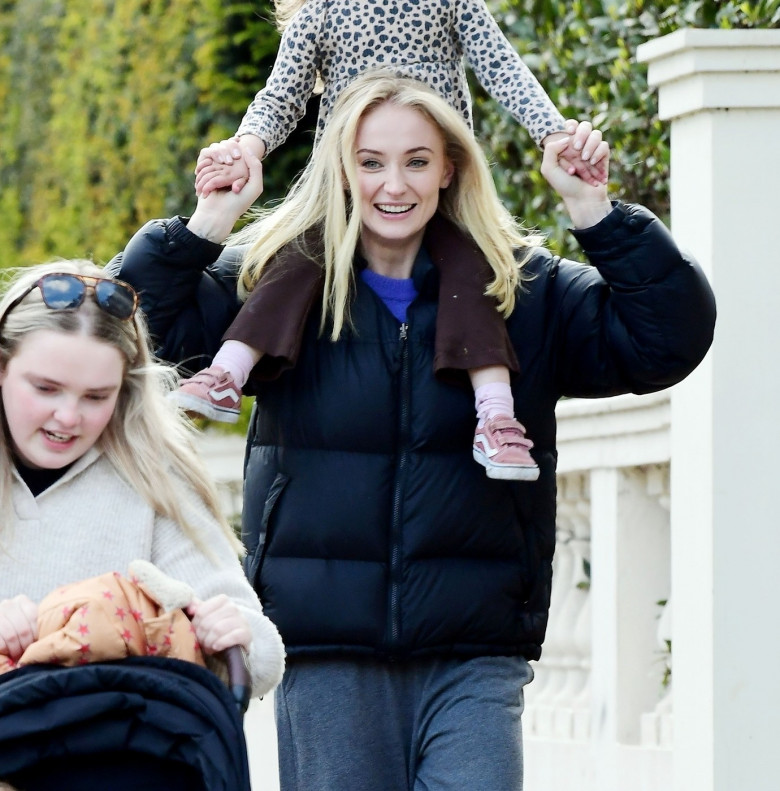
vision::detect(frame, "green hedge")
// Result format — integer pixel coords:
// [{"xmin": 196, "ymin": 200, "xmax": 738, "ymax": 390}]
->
[{"xmin": 0, "ymin": 0, "xmax": 314, "ymax": 267}]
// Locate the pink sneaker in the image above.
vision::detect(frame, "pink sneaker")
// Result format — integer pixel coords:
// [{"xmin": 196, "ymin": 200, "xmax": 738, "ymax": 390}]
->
[
  {"xmin": 171, "ymin": 366, "xmax": 242, "ymax": 423},
  {"xmin": 473, "ymin": 416, "xmax": 540, "ymax": 481}
]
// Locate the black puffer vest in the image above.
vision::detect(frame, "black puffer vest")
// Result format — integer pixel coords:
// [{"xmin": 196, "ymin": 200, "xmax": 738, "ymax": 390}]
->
[{"xmin": 242, "ymin": 251, "xmax": 554, "ymax": 660}]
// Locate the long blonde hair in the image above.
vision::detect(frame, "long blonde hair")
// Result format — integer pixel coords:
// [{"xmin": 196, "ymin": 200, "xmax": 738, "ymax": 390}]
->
[
  {"xmin": 231, "ymin": 71, "xmax": 542, "ymax": 341},
  {"xmin": 0, "ymin": 260, "xmax": 240, "ymax": 555}
]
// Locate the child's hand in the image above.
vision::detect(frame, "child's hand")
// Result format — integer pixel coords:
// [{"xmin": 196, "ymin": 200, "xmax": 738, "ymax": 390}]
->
[
  {"xmin": 195, "ymin": 138, "xmax": 250, "ymax": 197},
  {"xmin": 195, "ymin": 137, "xmax": 243, "ymax": 174},
  {"xmin": 196, "ymin": 160, "xmax": 252, "ymax": 197},
  {"xmin": 542, "ymin": 122, "xmax": 608, "ymax": 187},
  {"xmin": 186, "ymin": 594, "xmax": 252, "ymax": 655},
  {"xmin": 195, "ymin": 135, "xmax": 267, "ymax": 197},
  {"xmin": 541, "ymin": 123, "xmax": 612, "ymax": 229},
  {"xmin": 0, "ymin": 594, "xmax": 38, "ymax": 661}
]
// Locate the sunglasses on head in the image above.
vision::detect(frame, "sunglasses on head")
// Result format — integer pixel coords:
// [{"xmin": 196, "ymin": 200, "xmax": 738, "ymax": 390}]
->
[{"xmin": 1, "ymin": 273, "xmax": 139, "ymax": 329}]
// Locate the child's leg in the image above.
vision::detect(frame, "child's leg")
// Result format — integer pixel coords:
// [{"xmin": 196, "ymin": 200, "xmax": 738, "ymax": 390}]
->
[
  {"xmin": 471, "ymin": 366, "xmax": 513, "ymax": 426},
  {"xmin": 172, "ymin": 233, "xmax": 324, "ymax": 423},
  {"xmin": 222, "ymin": 232, "xmax": 324, "ymax": 381},
  {"xmin": 423, "ymin": 214, "xmax": 538, "ymax": 481},
  {"xmin": 172, "ymin": 339, "xmax": 256, "ymax": 424},
  {"xmin": 212, "ymin": 340, "xmax": 261, "ymax": 388},
  {"xmin": 471, "ymin": 367, "xmax": 539, "ymax": 481}
]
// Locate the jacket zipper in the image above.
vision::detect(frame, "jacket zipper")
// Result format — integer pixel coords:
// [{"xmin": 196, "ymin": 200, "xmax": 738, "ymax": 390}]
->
[{"xmin": 388, "ymin": 321, "xmax": 410, "ymax": 651}]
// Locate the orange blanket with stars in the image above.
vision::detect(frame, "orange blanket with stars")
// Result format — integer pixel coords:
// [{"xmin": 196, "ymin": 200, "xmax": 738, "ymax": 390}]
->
[{"xmin": 0, "ymin": 570, "xmax": 205, "ymax": 674}]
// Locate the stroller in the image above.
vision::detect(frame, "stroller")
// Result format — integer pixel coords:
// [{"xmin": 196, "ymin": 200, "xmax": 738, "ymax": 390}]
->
[{"xmin": 0, "ymin": 645, "xmax": 252, "ymax": 790}]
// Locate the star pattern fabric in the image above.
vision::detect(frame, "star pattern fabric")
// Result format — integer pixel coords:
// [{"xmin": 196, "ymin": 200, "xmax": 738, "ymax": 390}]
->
[{"xmin": 0, "ymin": 570, "xmax": 204, "ymax": 673}]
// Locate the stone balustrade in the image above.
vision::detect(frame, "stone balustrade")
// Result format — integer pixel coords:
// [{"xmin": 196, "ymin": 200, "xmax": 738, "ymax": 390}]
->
[{"xmin": 525, "ymin": 392, "xmax": 675, "ymax": 789}]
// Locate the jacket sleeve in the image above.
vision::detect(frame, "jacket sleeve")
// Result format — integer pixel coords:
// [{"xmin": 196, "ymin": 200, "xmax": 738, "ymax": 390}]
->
[
  {"xmin": 106, "ymin": 216, "xmax": 245, "ymax": 374},
  {"xmin": 150, "ymin": 495, "xmax": 285, "ymax": 699},
  {"xmin": 537, "ymin": 201, "xmax": 716, "ymax": 397}
]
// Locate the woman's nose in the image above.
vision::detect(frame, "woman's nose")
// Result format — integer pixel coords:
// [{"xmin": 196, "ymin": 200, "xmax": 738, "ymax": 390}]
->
[
  {"xmin": 384, "ymin": 167, "xmax": 405, "ymax": 195},
  {"xmin": 53, "ymin": 398, "xmax": 81, "ymax": 427}
]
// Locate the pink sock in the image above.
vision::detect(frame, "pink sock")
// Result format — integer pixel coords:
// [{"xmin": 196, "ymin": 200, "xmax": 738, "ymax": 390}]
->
[
  {"xmin": 211, "ymin": 340, "xmax": 258, "ymax": 388},
  {"xmin": 474, "ymin": 382, "xmax": 515, "ymax": 426}
]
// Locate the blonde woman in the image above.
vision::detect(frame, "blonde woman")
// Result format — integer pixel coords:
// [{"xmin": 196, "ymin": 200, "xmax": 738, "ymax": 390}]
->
[
  {"xmin": 114, "ymin": 73, "xmax": 715, "ymax": 790},
  {"xmin": 0, "ymin": 261, "xmax": 284, "ymax": 697},
  {"xmin": 176, "ymin": 1, "xmax": 608, "ymax": 480}
]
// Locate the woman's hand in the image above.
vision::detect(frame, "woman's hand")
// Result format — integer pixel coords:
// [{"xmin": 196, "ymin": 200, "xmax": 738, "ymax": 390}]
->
[
  {"xmin": 541, "ymin": 121, "xmax": 613, "ymax": 230},
  {"xmin": 0, "ymin": 595, "xmax": 38, "ymax": 661},
  {"xmin": 186, "ymin": 594, "xmax": 252, "ymax": 654},
  {"xmin": 186, "ymin": 150, "xmax": 265, "ymax": 244}
]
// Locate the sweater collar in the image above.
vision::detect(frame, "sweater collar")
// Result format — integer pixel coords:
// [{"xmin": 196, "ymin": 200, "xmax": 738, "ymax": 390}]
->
[{"xmin": 12, "ymin": 447, "xmax": 104, "ymax": 498}]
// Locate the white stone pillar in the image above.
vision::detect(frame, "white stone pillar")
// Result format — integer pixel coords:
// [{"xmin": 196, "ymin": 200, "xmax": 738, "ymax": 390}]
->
[{"xmin": 637, "ymin": 28, "xmax": 780, "ymax": 791}]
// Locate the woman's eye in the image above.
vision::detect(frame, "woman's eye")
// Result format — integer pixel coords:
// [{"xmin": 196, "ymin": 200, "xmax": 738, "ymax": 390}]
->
[
  {"xmin": 360, "ymin": 159, "xmax": 382, "ymax": 170},
  {"xmin": 408, "ymin": 158, "xmax": 428, "ymax": 168},
  {"xmin": 33, "ymin": 384, "xmax": 55, "ymax": 394},
  {"xmin": 85, "ymin": 393, "xmax": 110, "ymax": 402}
]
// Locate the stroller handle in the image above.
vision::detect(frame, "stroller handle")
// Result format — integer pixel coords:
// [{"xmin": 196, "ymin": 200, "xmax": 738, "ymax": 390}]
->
[{"xmin": 224, "ymin": 644, "xmax": 252, "ymax": 714}]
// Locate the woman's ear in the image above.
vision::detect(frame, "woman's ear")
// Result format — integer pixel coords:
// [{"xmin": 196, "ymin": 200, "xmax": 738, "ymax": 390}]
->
[{"xmin": 440, "ymin": 158, "xmax": 455, "ymax": 189}]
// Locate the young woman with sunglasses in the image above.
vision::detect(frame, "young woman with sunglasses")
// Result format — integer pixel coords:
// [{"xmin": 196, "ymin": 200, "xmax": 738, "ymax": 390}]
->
[{"xmin": 0, "ymin": 261, "xmax": 285, "ymax": 697}]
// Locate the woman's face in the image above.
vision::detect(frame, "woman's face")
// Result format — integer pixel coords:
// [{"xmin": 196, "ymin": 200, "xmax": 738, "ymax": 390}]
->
[
  {"xmin": 354, "ymin": 102, "xmax": 454, "ymax": 263},
  {"xmin": 0, "ymin": 329, "xmax": 124, "ymax": 469}
]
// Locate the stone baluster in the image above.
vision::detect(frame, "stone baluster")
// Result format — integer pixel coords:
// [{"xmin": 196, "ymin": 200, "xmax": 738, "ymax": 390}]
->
[
  {"xmin": 640, "ymin": 465, "xmax": 673, "ymax": 748},
  {"xmin": 641, "ymin": 596, "xmax": 673, "ymax": 748},
  {"xmin": 526, "ymin": 472, "xmax": 591, "ymax": 740},
  {"xmin": 551, "ymin": 480, "xmax": 592, "ymax": 740}
]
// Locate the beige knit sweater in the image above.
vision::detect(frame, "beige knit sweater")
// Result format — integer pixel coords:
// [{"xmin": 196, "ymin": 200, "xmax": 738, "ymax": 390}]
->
[{"xmin": 1, "ymin": 448, "xmax": 284, "ymax": 697}]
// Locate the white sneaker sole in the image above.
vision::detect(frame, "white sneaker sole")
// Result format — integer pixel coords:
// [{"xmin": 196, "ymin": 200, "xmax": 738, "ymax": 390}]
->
[
  {"xmin": 473, "ymin": 447, "xmax": 540, "ymax": 481},
  {"xmin": 170, "ymin": 392, "xmax": 241, "ymax": 424}
]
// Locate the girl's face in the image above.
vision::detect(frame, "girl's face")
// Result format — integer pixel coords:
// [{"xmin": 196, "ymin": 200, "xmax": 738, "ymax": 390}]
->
[
  {"xmin": 354, "ymin": 102, "xmax": 454, "ymax": 266},
  {"xmin": 0, "ymin": 329, "xmax": 124, "ymax": 469}
]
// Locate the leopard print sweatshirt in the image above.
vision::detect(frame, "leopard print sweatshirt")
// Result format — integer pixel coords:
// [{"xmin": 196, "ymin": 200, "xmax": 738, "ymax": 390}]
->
[{"xmin": 236, "ymin": 0, "xmax": 567, "ymax": 153}]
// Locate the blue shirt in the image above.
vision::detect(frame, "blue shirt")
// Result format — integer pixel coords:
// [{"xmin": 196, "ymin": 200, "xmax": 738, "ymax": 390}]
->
[{"xmin": 360, "ymin": 268, "xmax": 418, "ymax": 323}]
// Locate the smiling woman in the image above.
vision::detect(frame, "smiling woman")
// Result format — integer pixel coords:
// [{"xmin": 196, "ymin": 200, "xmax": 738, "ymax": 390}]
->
[{"xmin": 110, "ymin": 70, "xmax": 715, "ymax": 791}]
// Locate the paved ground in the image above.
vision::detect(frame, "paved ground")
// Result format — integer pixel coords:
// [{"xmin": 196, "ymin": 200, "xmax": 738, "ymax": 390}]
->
[{"xmin": 244, "ymin": 692, "xmax": 281, "ymax": 790}]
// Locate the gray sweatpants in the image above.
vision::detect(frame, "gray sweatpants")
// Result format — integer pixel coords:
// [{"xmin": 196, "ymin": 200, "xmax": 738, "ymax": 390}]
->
[{"xmin": 274, "ymin": 654, "xmax": 534, "ymax": 791}]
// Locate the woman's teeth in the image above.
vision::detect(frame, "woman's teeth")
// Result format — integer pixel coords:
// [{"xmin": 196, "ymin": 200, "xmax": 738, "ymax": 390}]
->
[
  {"xmin": 377, "ymin": 204, "xmax": 413, "ymax": 214},
  {"xmin": 44, "ymin": 430, "xmax": 72, "ymax": 443}
]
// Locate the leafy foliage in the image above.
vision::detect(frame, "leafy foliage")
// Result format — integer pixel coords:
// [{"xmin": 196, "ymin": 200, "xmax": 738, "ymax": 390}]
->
[
  {"xmin": 472, "ymin": 0, "xmax": 779, "ymax": 255},
  {"xmin": 0, "ymin": 0, "xmax": 777, "ymax": 268},
  {"xmin": 0, "ymin": 0, "xmax": 318, "ymax": 267}
]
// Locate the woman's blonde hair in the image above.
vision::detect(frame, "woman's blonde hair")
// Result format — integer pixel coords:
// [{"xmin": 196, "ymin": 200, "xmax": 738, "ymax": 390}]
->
[
  {"xmin": 0, "ymin": 260, "xmax": 240, "ymax": 555},
  {"xmin": 231, "ymin": 71, "xmax": 542, "ymax": 341}
]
